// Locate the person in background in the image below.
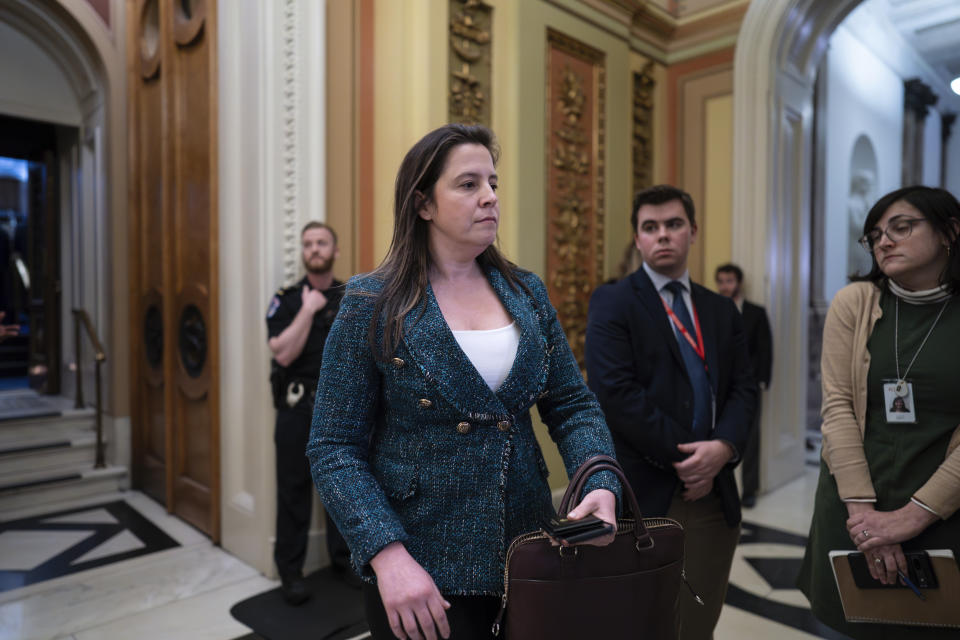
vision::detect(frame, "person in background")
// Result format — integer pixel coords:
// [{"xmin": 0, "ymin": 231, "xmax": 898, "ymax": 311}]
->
[
  {"xmin": 798, "ymin": 186, "xmax": 960, "ymax": 639},
  {"xmin": 612, "ymin": 240, "xmax": 643, "ymax": 282},
  {"xmin": 586, "ymin": 185, "xmax": 756, "ymax": 640},
  {"xmin": 266, "ymin": 221, "xmax": 351, "ymax": 604},
  {"xmin": 307, "ymin": 124, "xmax": 620, "ymax": 640},
  {"xmin": 715, "ymin": 263, "xmax": 772, "ymax": 508}
]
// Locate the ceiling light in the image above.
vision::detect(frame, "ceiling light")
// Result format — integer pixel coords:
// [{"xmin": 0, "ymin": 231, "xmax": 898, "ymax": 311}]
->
[{"xmin": 953, "ymin": 76, "xmax": 960, "ymax": 96}]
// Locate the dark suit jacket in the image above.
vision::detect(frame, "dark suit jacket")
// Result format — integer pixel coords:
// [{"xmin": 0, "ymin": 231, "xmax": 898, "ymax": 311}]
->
[
  {"xmin": 741, "ymin": 300, "xmax": 772, "ymax": 387},
  {"xmin": 585, "ymin": 267, "xmax": 757, "ymax": 526}
]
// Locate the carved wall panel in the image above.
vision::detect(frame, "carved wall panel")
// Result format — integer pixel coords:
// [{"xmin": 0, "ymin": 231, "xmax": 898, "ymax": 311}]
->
[
  {"xmin": 545, "ymin": 30, "xmax": 605, "ymax": 370},
  {"xmin": 448, "ymin": 0, "xmax": 492, "ymax": 125},
  {"xmin": 633, "ymin": 62, "xmax": 655, "ymax": 195}
]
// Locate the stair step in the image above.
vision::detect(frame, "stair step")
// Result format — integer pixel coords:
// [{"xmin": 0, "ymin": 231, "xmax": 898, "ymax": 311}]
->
[
  {"xmin": 0, "ymin": 406, "xmax": 95, "ymax": 429},
  {"xmin": 0, "ymin": 466, "xmax": 128, "ymax": 513},
  {"xmin": 0, "ymin": 390, "xmax": 90, "ymax": 423},
  {"xmin": 0, "ymin": 435, "xmax": 102, "ymax": 482},
  {"xmin": 0, "ymin": 429, "xmax": 96, "ymax": 454},
  {"xmin": 0, "ymin": 412, "xmax": 97, "ymax": 449},
  {"xmin": 1, "ymin": 471, "xmax": 83, "ymax": 492},
  {"xmin": 0, "ymin": 390, "xmax": 121, "ymax": 514}
]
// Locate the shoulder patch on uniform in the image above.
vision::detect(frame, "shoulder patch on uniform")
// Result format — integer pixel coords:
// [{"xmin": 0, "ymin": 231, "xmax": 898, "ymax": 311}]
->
[{"xmin": 267, "ymin": 295, "xmax": 281, "ymax": 318}]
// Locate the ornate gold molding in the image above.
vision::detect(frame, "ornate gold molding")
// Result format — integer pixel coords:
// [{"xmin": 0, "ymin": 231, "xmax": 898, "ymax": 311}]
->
[
  {"xmin": 632, "ymin": 1, "xmax": 748, "ymax": 59},
  {"xmin": 546, "ymin": 29, "xmax": 605, "ymax": 370},
  {"xmin": 448, "ymin": 0, "xmax": 492, "ymax": 125},
  {"xmin": 632, "ymin": 61, "xmax": 655, "ymax": 195},
  {"xmin": 545, "ymin": 0, "xmax": 746, "ymax": 63}
]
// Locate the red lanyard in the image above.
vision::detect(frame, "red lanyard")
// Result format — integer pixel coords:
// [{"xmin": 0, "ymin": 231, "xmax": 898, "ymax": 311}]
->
[{"xmin": 660, "ymin": 295, "xmax": 706, "ymax": 363}]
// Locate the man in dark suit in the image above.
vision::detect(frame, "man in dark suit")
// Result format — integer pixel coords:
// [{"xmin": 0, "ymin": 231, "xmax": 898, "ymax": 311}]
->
[
  {"xmin": 586, "ymin": 185, "xmax": 757, "ymax": 640},
  {"xmin": 715, "ymin": 263, "xmax": 772, "ymax": 508}
]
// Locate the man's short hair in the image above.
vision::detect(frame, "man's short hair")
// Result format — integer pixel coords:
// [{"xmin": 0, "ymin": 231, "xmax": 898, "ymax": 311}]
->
[
  {"xmin": 715, "ymin": 263, "xmax": 743, "ymax": 283},
  {"xmin": 631, "ymin": 185, "xmax": 696, "ymax": 232},
  {"xmin": 301, "ymin": 221, "xmax": 337, "ymax": 245}
]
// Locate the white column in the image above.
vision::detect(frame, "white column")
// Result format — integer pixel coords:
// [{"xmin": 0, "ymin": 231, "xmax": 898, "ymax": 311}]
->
[
  {"xmin": 732, "ymin": 0, "xmax": 861, "ymax": 493},
  {"xmin": 948, "ymin": 119, "xmax": 960, "ymax": 194},
  {"xmin": 219, "ymin": 0, "xmax": 327, "ymax": 575}
]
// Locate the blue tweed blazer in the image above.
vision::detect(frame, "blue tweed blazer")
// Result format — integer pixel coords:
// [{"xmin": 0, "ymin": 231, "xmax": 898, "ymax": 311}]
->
[{"xmin": 307, "ymin": 266, "xmax": 619, "ymax": 595}]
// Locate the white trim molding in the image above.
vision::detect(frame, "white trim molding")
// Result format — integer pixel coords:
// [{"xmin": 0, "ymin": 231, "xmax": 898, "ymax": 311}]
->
[
  {"xmin": 218, "ymin": 0, "xmax": 327, "ymax": 575},
  {"xmin": 280, "ymin": 0, "xmax": 300, "ymax": 285},
  {"xmin": 732, "ymin": 0, "xmax": 864, "ymax": 493}
]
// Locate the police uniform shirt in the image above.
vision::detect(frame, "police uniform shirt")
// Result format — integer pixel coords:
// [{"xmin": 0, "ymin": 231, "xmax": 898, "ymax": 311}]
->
[{"xmin": 266, "ymin": 276, "xmax": 345, "ymax": 379}]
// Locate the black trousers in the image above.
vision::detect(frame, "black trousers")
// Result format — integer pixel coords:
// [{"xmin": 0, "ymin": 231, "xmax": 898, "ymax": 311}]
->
[
  {"xmin": 363, "ymin": 583, "xmax": 500, "ymax": 640},
  {"xmin": 274, "ymin": 402, "xmax": 350, "ymax": 578},
  {"xmin": 741, "ymin": 394, "xmax": 762, "ymax": 500}
]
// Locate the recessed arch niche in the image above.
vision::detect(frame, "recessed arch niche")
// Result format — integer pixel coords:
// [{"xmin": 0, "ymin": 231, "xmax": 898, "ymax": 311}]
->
[
  {"xmin": 732, "ymin": 0, "xmax": 866, "ymax": 492},
  {"xmin": 847, "ymin": 134, "xmax": 878, "ymax": 278}
]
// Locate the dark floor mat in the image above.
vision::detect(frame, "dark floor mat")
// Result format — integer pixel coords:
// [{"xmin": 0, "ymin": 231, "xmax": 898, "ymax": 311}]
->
[{"xmin": 230, "ymin": 567, "xmax": 368, "ymax": 640}]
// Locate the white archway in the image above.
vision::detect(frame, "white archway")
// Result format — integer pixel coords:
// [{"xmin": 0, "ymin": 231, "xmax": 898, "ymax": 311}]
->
[
  {"xmin": 732, "ymin": 0, "xmax": 864, "ymax": 491},
  {"xmin": 0, "ymin": 0, "xmax": 129, "ymax": 456}
]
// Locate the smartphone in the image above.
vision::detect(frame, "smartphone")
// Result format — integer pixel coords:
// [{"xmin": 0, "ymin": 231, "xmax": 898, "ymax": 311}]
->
[
  {"xmin": 848, "ymin": 551, "xmax": 938, "ymax": 589},
  {"xmin": 542, "ymin": 514, "xmax": 613, "ymax": 545}
]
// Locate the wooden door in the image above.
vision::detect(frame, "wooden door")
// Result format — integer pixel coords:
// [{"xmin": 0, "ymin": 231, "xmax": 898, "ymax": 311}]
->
[{"xmin": 128, "ymin": 0, "xmax": 219, "ymax": 540}]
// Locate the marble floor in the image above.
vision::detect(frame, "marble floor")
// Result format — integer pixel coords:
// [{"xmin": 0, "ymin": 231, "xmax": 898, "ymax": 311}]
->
[
  {"xmin": 0, "ymin": 466, "xmax": 842, "ymax": 640},
  {"xmin": 0, "ymin": 492, "xmax": 277, "ymax": 640}
]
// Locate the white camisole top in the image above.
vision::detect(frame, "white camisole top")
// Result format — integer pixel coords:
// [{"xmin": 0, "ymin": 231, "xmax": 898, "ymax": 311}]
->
[{"xmin": 451, "ymin": 322, "xmax": 521, "ymax": 391}]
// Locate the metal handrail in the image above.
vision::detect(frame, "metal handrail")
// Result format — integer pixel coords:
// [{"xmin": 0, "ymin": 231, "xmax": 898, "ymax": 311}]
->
[{"xmin": 72, "ymin": 308, "xmax": 106, "ymax": 469}]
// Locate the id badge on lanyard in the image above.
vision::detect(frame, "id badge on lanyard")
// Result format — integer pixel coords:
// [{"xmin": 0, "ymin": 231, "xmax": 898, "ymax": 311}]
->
[{"xmin": 882, "ymin": 378, "xmax": 917, "ymax": 424}]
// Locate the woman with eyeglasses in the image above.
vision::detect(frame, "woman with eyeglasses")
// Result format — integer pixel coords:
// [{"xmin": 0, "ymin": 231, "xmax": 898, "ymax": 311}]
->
[{"xmin": 798, "ymin": 186, "xmax": 960, "ymax": 638}]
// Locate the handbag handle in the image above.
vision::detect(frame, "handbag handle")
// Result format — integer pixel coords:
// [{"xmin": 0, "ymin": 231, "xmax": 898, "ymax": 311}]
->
[{"xmin": 557, "ymin": 455, "xmax": 651, "ymax": 547}]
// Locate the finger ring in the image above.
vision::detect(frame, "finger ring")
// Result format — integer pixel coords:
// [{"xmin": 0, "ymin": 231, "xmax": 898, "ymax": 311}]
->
[
  {"xmin": 874, "ymin": 557, "xmax": 882, "ymax": 566},
  {"xmin": 862, "ymin": 530, "xmax": 869, "ymax": 538}
]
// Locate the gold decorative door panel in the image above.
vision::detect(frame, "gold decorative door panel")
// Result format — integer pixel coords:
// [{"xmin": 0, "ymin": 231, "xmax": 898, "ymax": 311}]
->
[
  {"xmin": 633, "ymin": 63, "xmax": 655, "ymax": 195},
  {"xmin": 448, "ymin": 0, "xmax": 492, "ymax": 125},
  {"xmin": 128, "ymin": 0, "xmax": 219, "ymax": 540},
  {"xmin": 545, "ymin": 30, "xmax": 605, "ymax": 371}
]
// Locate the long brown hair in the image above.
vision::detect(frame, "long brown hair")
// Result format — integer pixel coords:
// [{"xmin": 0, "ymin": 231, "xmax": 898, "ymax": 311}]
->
[{"xmin": 367, "ymin": 124, "xmax": 525, "ymax": 360}]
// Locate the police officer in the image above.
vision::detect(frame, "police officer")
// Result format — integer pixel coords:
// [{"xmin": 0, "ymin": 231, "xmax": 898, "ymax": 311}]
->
[{"xmin": 266, "ymin": 221, "xmax": 349, "ymax": 604}]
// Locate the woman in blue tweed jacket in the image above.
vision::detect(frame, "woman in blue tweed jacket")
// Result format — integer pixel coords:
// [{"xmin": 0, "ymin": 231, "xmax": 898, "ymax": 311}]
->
[{"xmin": 307, "ymin": 124, "xmax": 620, "ymax": 640}]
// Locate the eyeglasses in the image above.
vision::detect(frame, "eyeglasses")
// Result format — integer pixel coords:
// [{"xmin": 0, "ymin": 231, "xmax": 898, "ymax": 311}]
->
[{"xmin": 859, "ymin": 217, "xmax": 927, "ymax": 251}]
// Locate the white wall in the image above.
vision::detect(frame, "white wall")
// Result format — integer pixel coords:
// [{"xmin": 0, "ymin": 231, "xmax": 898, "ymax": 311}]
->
[
  {"xmin": 0, "ymin": 21, "xmax": 81, "ymax": 125},
  {"xmin": 821, "ymin": 25, "xmax": 904, "ymax": 303}
]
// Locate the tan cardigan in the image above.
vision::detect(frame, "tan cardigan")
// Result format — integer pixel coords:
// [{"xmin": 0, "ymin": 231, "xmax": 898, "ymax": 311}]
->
[{"xmin": 820, "ymin": 282, "xmax": 960, "ymax": 519}]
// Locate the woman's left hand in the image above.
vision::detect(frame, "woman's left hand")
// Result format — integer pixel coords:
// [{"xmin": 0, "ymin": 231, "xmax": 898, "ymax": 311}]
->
[
  {"xmin": 566, "ymin": 489, "xmax": 617, "ymax": 547},
  {"xmin": 863, "ymin": 543, "xmax": 907, "ymax": 585},
  {"xmin": 847, "ymin": 502, "xmax": 938, "ymax": 551}
]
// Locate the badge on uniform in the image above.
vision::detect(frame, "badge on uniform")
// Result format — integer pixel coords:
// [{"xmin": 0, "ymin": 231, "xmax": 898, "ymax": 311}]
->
[
  {"xmin": 267, "ymin": 295, "xmax": 281, "ymax": 318},
  {"xmin": 286, "ymin": 381, "xmax": 304, "ymax": 407},
  {"xmin": 882, "ymin": 378, "xmax": 917, "ymax": 423}
]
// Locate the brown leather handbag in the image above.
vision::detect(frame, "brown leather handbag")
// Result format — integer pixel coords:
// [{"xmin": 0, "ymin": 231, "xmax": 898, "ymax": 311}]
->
[{"xmin": 492, "ymin": 455, "xmax": 689, "ymax": 639}]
